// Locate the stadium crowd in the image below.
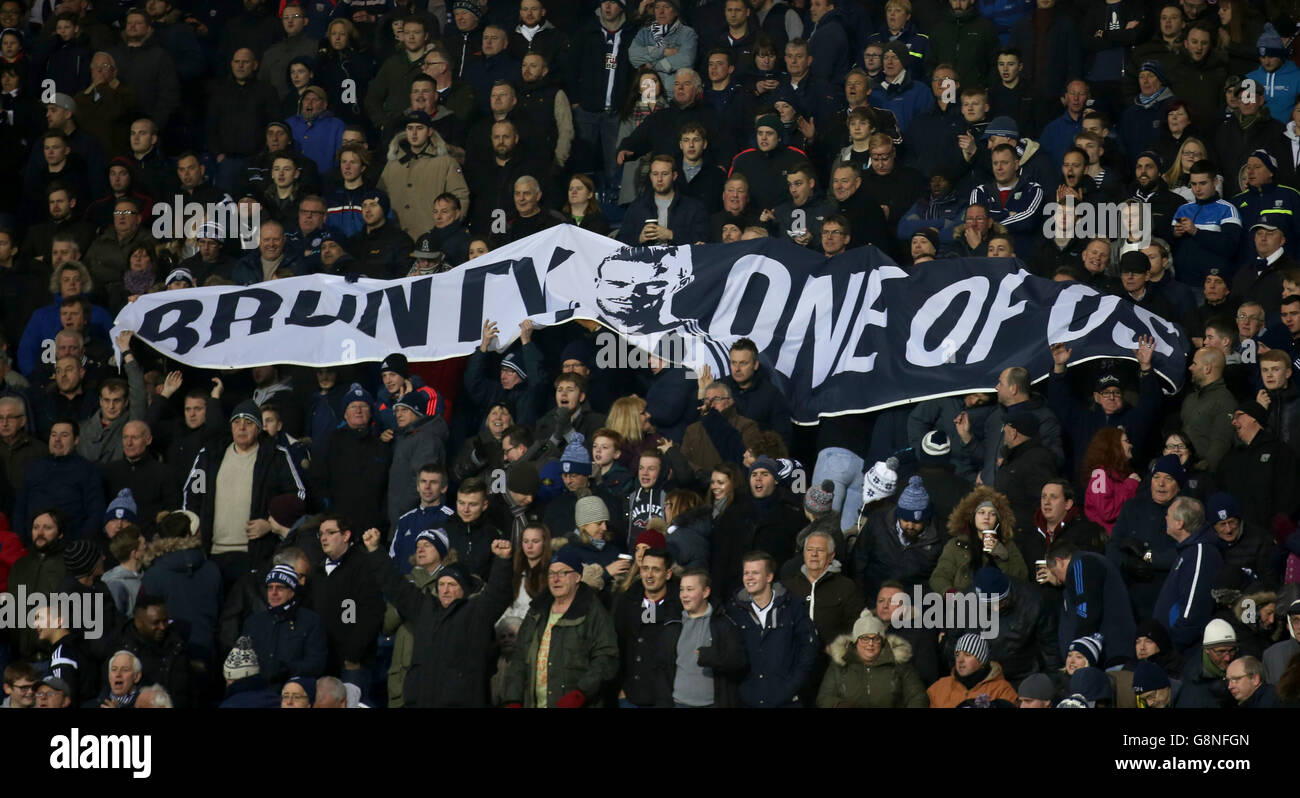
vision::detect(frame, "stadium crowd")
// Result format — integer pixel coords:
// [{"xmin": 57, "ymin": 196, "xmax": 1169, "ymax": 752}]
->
[{"xmin": 0, "ymin": 0, "xmax": 1299, "ymax": 709}]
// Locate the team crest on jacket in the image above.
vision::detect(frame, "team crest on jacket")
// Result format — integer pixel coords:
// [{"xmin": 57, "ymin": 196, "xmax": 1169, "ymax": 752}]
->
[{"xmin": 1261, "ymin": 454, "xmax": 1271, "ymax": 463}]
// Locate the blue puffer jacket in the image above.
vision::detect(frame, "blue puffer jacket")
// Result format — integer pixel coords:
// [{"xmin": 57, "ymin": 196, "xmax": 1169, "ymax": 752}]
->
[
  {"xmin": 726, "ymin": 582, "xmax": 819, "ymax": 707},
  {"xmin": 1171, "ymin": 193, "xmax": 1243, "ymax": 288},
  {"xmin": 16, "ymin": 296, "xmax": 114, "ymax": 377},
  {"xmin": 868, "ymin": 72, "xmax": 934, "ymax": 133},
  {"xmin": 141, "ymin": 536, "xmax": 223, "ymax": 663},
  {"xmin": 1153, "ymin": 527, "xmax": 1225, "ymax": 652}
]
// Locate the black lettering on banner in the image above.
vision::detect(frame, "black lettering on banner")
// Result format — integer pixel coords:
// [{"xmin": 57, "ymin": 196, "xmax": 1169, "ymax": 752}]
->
[
  {"xmin": 286, "ymin": 291, "xmax": 359, "ymax": 328},
  {"xmin": 207, "ymin": 289, "xmax": 284, "ymax": 346},
  {"xmin": 139, "ymin": 300, "xmax": 204, "ymax": 355},
  {"xmin": 458, "ymin": 258, "xmax": 517, "ymax": 342},
  {"xmin": 356, "ymin": 279, "xmax": 432, "ymax": 345}
]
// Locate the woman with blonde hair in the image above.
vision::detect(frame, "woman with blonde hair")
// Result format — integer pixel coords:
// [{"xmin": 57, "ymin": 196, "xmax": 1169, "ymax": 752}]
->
[
  {"xmin": 605, "ymin": 395, "xmax": 665, "ymax": 468},
  {"xmin": 1163, "ymin": 137, "xmax": 1221, "ymax": 202}
]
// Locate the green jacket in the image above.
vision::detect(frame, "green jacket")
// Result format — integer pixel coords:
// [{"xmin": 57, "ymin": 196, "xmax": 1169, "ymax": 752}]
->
[
  {"xmin": 503, "ymin": 582, "xmax": 618, "ymax": 707},
  {"xmin": 817, "ymin": 632, "xmax": 929, "ymax": 708},
  {"xmin": 926, "ymin": 7, "xmax": 999, "ymax": 90},
  {"xmin": 929, "ymin": 535, "xmax": 1028, "ymax": 595},
  {"xmin": 382, "ymin": 564, "xmax": 440, "ymax": 709}
]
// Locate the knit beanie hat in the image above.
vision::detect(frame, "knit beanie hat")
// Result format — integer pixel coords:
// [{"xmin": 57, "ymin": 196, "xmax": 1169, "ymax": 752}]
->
[
  {"xmin": 1131, "ymin": 661, "xmax": 1170, "ymax": 695},
  {"xmin": 416, "ymin": 529, "xmax": 450, "ymax": 558},
  {"xmin": 265, "ymin": 564, "xmax": 299, "ymax": 592},
  {"xmin": 1068, "ymin": 634, "xmax": 1103, "ymax": 668},
  {"xmin": 500, "ymin": 352, "xmax": 527, "ymax": 380},
  {"xmin": 1202, "ymin": 618, "xmax": 1236, "ymax": 647},
  {"xmin": 895, "ymin": 475, "xmax": 931, "ymax": 522},
  {"xmin": 1018, "ymin": 673, "xmax": 1055, "ymax": 702},
  {"xmin": 919, "ymin": 429, "xmax": 950, "ymax": 464},
  {"xmin": 287, "ymin": 676, "xmax": 316, "ymax": 704},
  {"xmin": 506, "ymin": 461, "xmax": 541, "ymax": 496},
  {"xmin": 453, "ymin": 0, "xmax": 483, "ymax": 18},
  {"xmin": 560, "ymin": 339, "xmax": 597, "ymax": 371},
  {"xmin": 436, "ymin": 563, "xmax": 475, "ymax": 596},
  {"xmin": 393, "ymin": 393, "xmax": 427, "ymax": 416},
  {"xmin": 749, "ymin": 455, "xmax": 781, "ymax": 476},
  {"xmin": 1137, "ymin": 59, "xmax": 1168, "ymax": 87},
  {"xmin": 561, "ymin": 433, "xmax": 592, "ymax": 476},
  {"xmin": 344, "ymin": 382, "xmax": 374, "ymax": 410},
  {"xmin": 862, "ymin": 457, "xmax": 899, "ymax": 505},
  {"xmin": 1151, "ymin": 454, "xmax": 1187, "ymax": 487},
  {"xmin": 230, "ymin": 399, "xmax": 263, "ymax": 429},
  {"xmin": 1205, "ymin": 492, "xmax": 1241, "ymax": 524},
  {"xmin": 380, "ymin": 353, "xmax": 409, "ymax": 378},
  {"xmin": 851, "ymin": 611, "xmax": 886, "ymax": 639},
  {"xmin": 973, "ymin": 566, "xmax": 1010, "ymax": 603},
  {"xmin": 635, "ymin": 528, "xmax": 667, "ymax": 551},
  {"xmin": 574, "ymin": 495, "xmax": 610, "ymax": 528},
  {"xmin": 1135, "ymin": 618, "xmax": 1173, "ymax": 654},
  {"xmin": 755, "ymin": 113, "xmax": 781, "ymax": 133},
  {"xmin": 223, "ymin": 636, "xmax": 260, "ymax": 681},
  {"xmin": 1070, "ymin": 667, "xmax": 1113, "ymax": 704},
  {"xmin": 1258, "ymin": 23, "xmax": 1289, "ymax": 59},
  {"xmin": 63, "ymin": 540, "xmax": 99, "ymax": 578},
  {"xmin": 268, "ymin": 494, "xmax": 305, "ymax": 528},
  {"xmin": 104, "ymin": 488, "xmax": 139, "ymax": 523},
  {"xmin": 803, "ymin": 480, "xmax": 835, "ymax": 516},
  {"xmin": 551, "ymin": 547, "xmax": 584, "ymax": 575},
  {"xmin": 954, "ymin": 632, "xmax": 989, "ymax": 664}
]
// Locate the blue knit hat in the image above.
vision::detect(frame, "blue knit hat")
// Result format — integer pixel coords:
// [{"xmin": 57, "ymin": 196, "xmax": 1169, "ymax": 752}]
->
[
  {"xmin": 343, "ymin": 382, "xmax": 374, "ymax": 409},
  {"xmin": 1068, "ymin": 634, "xmax": 1103, "ymax": 668},
  {"xmin": 359, "ymin": 188, "xmax": 390, "ymax": 216},
  {"xmin": 1248, "ymin": 148, "xmax": 1279, "ymax": 174},
  {"xmin": 1151, "ymin": 454, "xmax": 1186, "ymax": 487},
  {"xmin": 416, "ymin": 529, "xmax": 450, "ymax": 558},
  {"xmin": 1131, "ymin": 661, "xmax": 1171, "ymax": 695},
  {"xmin": 1206, "ymin": 492, "xmax": 1241, "ymax": 523},
  {"xmin": 104, "ymin": 488, "xmax": 139, "ymax": 523},
  {"xmin": 1069, "ymin": 667, "xmax": 1113, "ymax": 704},
  {"xmin": 895, "ymin": 475, "xmax": 932, "ymax": 522},
  {"xmin": 1138, "ymin": 60, "xmax": 1168, "ymax": 87},
  {"xmin": 230, "ymin": 399, "xmax": 263, "ymax": 429},
  {"xmin": 749, "ymin": 455, "xmax": 781, "ymax": 476},
  {"xmin": 287, "ymin": 675, "xmax": 316, "ymax": 705},
  {"xmin": 560, "ymin": 339, "xmax": 597, "ymax": 371},
  {"xmin": 1258, "ymin": 23, "xmax": 1289, "ymax": 59},
  {"xmin": 500, "ymin": 352, "xmax": 527, "ymax": 380},
  {"xmin": 973, "ymin": 566, "xmax": 1010, "ymax": 603},
  {"xmin": 266, "ymin": 564, "xmax": 299, "ymax": 592},
  {"xmin": 551, "ymin": 547, "xmax": 585, "ymax": 575},
  {"xmin": 561, "ymin": 433, "xmax": 592, "ymax": 476}
]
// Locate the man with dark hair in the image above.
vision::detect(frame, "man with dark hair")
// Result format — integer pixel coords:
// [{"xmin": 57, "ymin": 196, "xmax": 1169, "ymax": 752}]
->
[
  {"xmin": 1042, "ymin": 537, "xmax": 1136, "ymax": 668},
  {"xmin": 76, "ymin": 331, "xmax": 145, "ymax": 464},
  {"xmin": 676, "ymin": 121, "xmax": 727, "ymax": 214},
  {"xmin": 613, "ymin": 546, "xmax": 682, "ymax": 707},
  {"xmin": 5, "ymin": 510, "xmax": 69, "ymax": 660},
  {"xmin": 1171, "ymin": 159, "xmax": 1242, "ymax": 288},
  {"xmin": 444, "ymin": 476, "xmax": 501, "ymax": 581},
  {"xmin": 114, "ymin": 596, "xmax": 192, "ymax": 707},
  {"xmin": 969, "ymin": 142, "xmax": 1044, "ymax": 256},
  {"xmin": 720, "ymin": 338, "xmax": 793, "ymax": 447},
  {"xmin": 772, "ymin": 161, "xmax": 836, "ymax": 251},
  {"xmin": 310, "ymin": 515, "xmax": 385, "ymax": 696},
  {"xmin": 388, "ymin": 464, "xmax": 455, "ymax": 576},
  {"xmin": 618, "ymin": 154, "xmax": 710, "ymax": 246},
  {"xmin": 726, "ymin": 551, "xmax": 818, "ymax": 706},
  {"xmin": 417, "ymin": 192, "xmax": 470, "ymax": 267},
  {"xmin": 13, "ymin": 422, "xmax": 104, "ymax": 545},
  {"xmin": 961, "ymin": 365, "xmax": 1063, "ymax": 486},
  {"xmin": 109, "ymin": 8, "xmax": 180, "ymax": 131}
]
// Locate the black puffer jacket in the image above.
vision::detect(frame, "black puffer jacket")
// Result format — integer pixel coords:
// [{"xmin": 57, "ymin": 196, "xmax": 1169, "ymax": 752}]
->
[{"xmin": 651, "ymin": 603, "xmax": 747, "ymax": 707}]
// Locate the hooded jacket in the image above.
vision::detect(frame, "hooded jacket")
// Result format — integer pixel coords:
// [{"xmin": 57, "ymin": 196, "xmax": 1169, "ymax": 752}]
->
[
  {"xmin": 378, "ymin": 130, "xmax": 470, "ymax": 238},
  {"xmin": 140, "ymin": 535, "xmax": 223, "ymax": 663},
  {"xmin": 1152, "ymin": 527, "xmax": 1224, "ymax": 652},
  {"xmin": 931, "ymin": 486, "xmax": 1028, "ymax": 594},
  {"xmin": 817, "ymin": 630, "xmax": 928, "ymax": 708},
  {"xmin": 726, "ymin": 582, "xmax": 819, "ymax": 707},
  {"xmin": 782, "ymin": 561, "xmax": 864, "ymax": 648}
]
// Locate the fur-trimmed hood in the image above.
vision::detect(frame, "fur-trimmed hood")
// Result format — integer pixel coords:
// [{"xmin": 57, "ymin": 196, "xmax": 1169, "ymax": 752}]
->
[
  {"xmin": 947, "ymin": 485, "xmax": 1017, "ymax": 541},
  {"xmin": 385, "ymin": 127, "xmax": 451, "ymax": 162},
  {"xmin": 141, "ymin": 534, "xmax": 204, "ymax": 570},
  {"xmin": 828, "ymin": 630, "xmax": 913, "ymax": 667}
]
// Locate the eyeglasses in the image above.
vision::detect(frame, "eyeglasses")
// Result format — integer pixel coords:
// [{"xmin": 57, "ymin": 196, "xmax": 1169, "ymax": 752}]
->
[
  {"xmin": 113, "ymin": 210, "xmax": 139, "ymax": 216},
  {"xmin": 858, "ymin": 636, "xmax": 883, "ymax": 645},
  {"xmin": 1097, "ymin": 390, "xmax": 1123, "ymax": 399},
  {"xmin": 1164, "ymin": 442, "xmax": 1187, "ymax": 451},
  {"xmin": 300, "ymin": 208, "xmax": 325, "ymax": 216},
  {"xmin": 1236, "ymin": 313, "xmax": 1263, "ymax": 322},
  {"xmin": 823, "ymin": 229, "xmax": 846, "ymax": 237},
  {"xmin": 704, "ymin": 396, "xmax": 730, "ymax": 405},
  {"xmin": 547, "ymin": 570, "xmax": 574, "ymax": 579}
]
